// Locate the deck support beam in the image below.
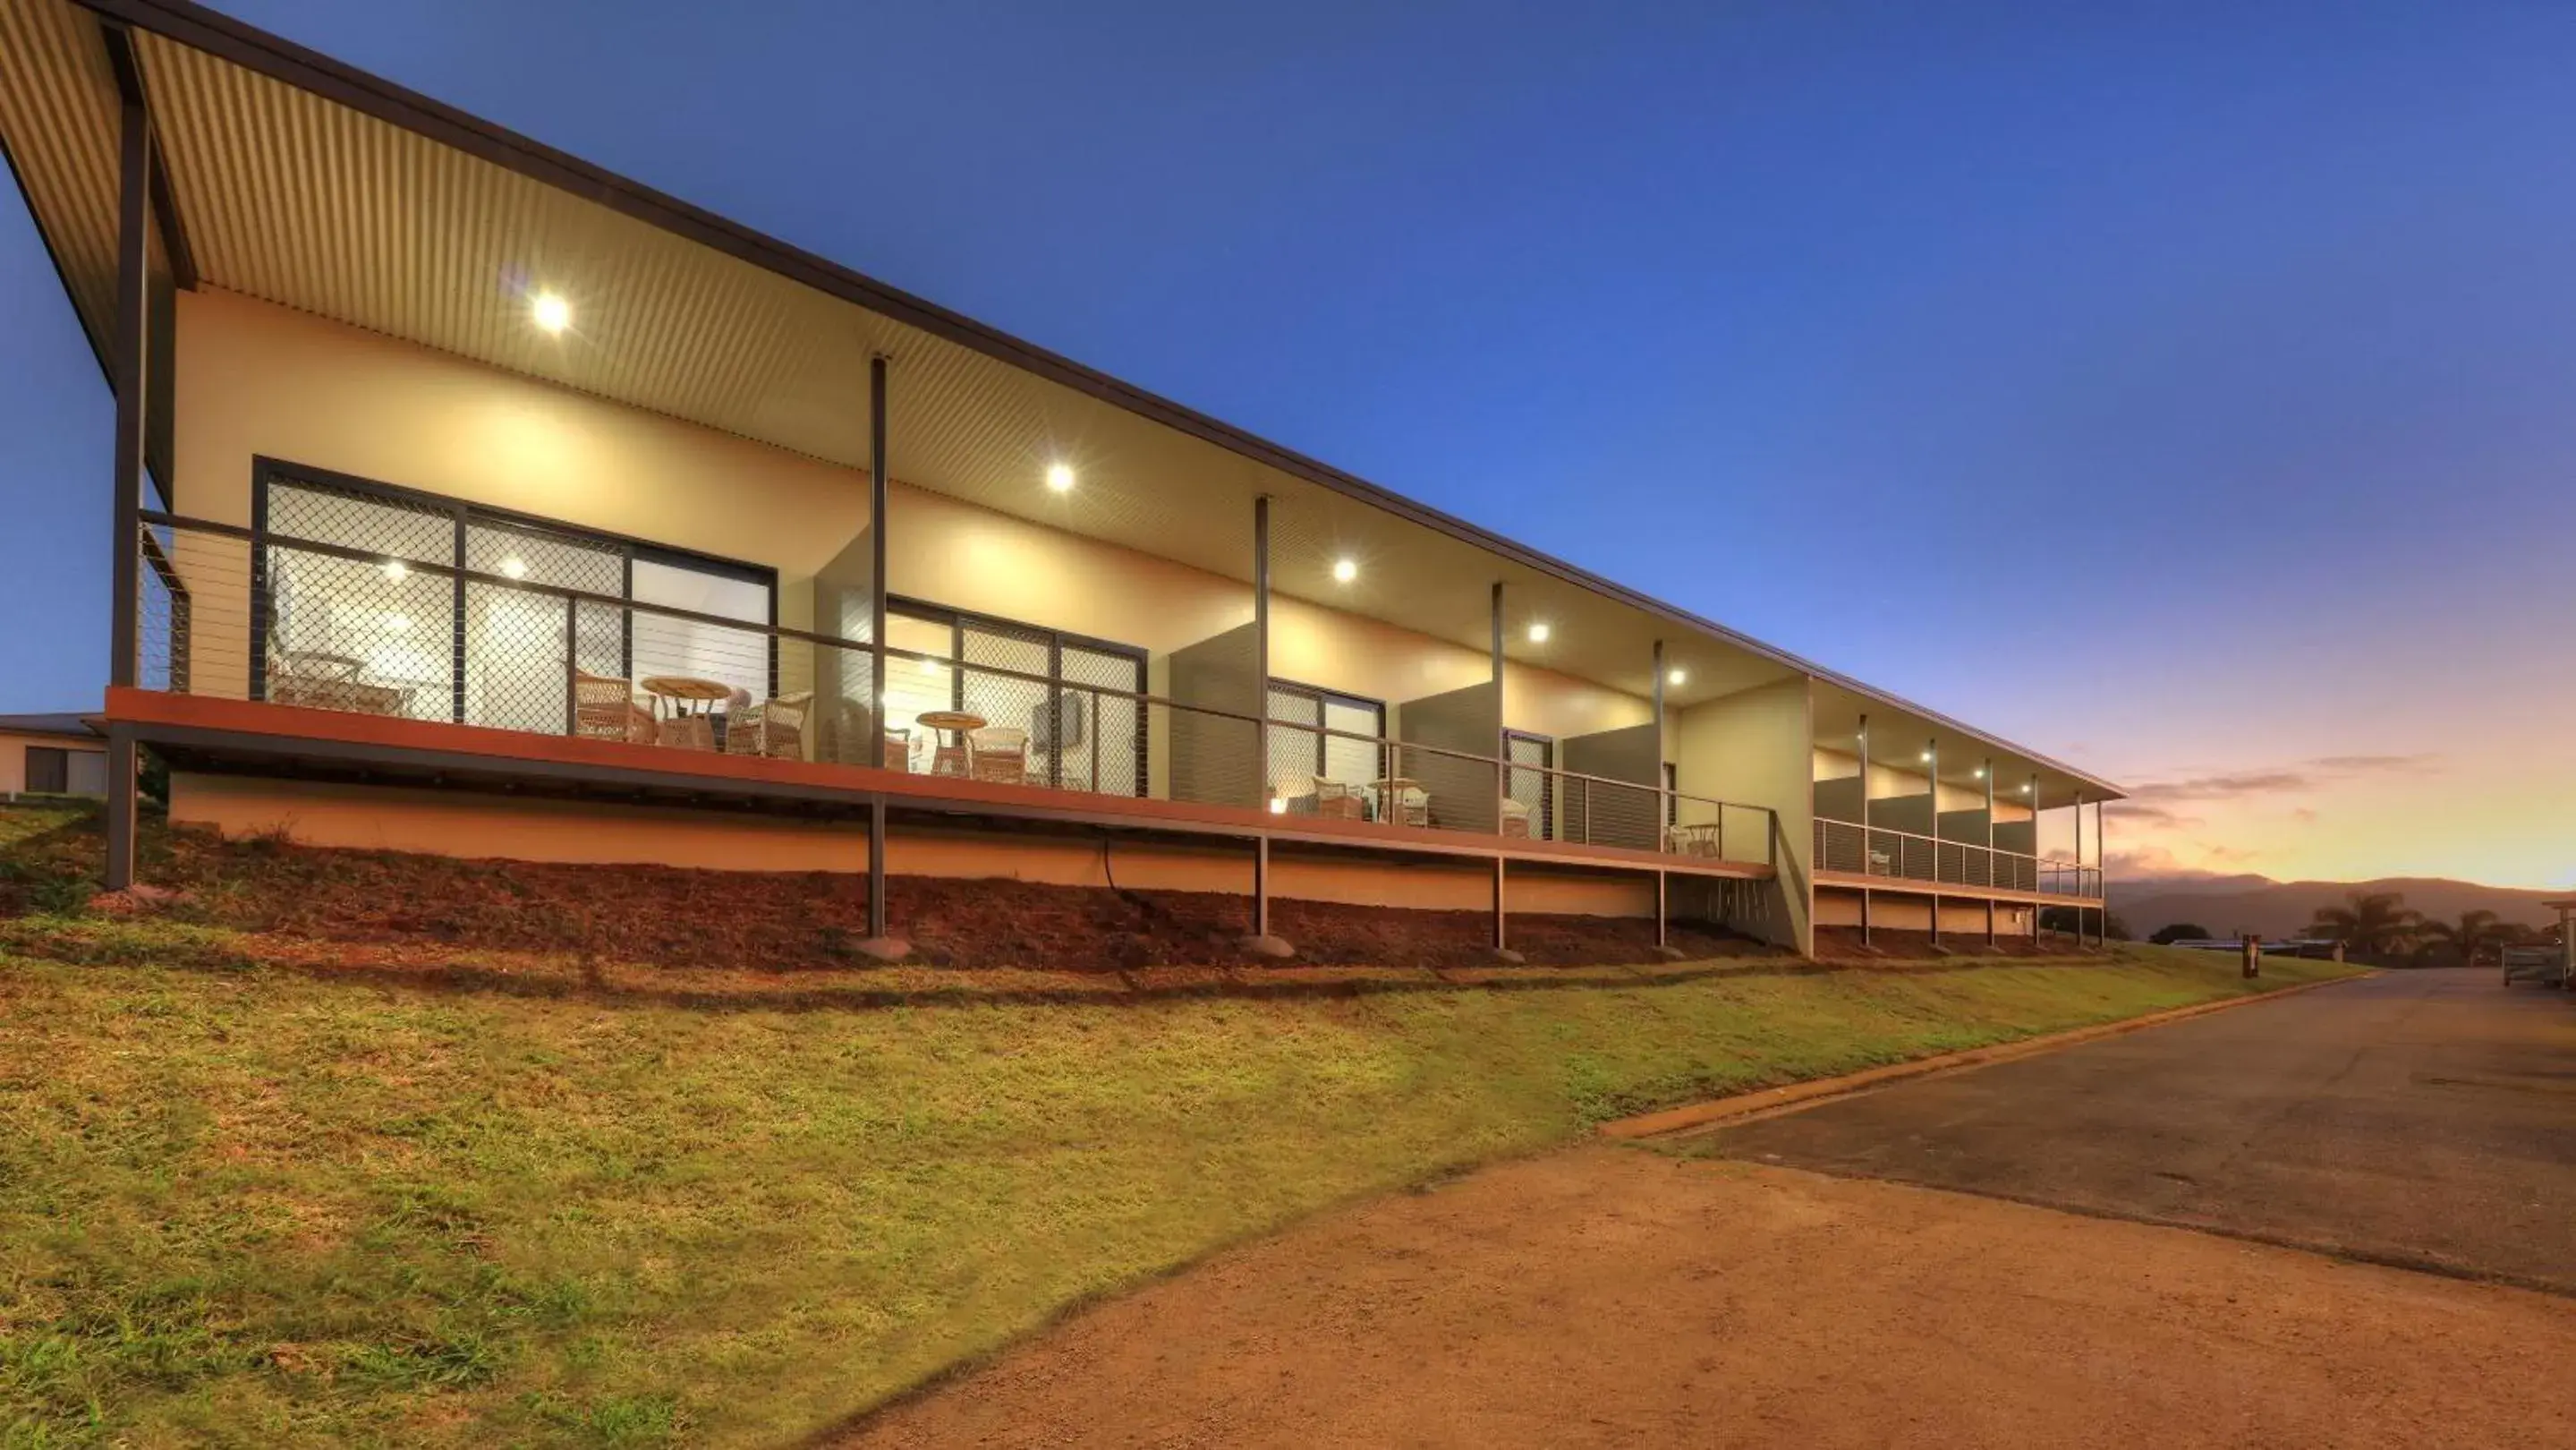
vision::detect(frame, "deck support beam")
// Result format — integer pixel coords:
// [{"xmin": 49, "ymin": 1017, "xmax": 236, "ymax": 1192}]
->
[
  {"xmin": 1984, "ymin": 757, "xmax": 1997, "ymax": 948},
  {"xmin": 1237, "ymin": 497, "xmax": 1292, "ymax": 958},
  {"xmin": 1491, "ymin": 855, "xmax": 1519, "ymax": 962},
  {"xmin": 104, "ymin": 90, "xmax": 152, "ymax": 892},
  {"xmin": 857, "ymin": 354, "xmax": 905, "ymax": 960},
  {"xmin": 1926, "ymin": 737, "xmax": 1940, "ymax": 950}
]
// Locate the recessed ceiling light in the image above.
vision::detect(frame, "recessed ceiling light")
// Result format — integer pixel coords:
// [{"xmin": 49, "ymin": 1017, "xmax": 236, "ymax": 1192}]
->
[
  {"xmin": 1973, "ymin": 766, "xmax": 1986, "ymax": 779},
  {"xmin": 1919, "ymin": 750, "xmax": 1933, "ymax": 763},
  {"xmin": 1331, "ymin": 558, "xmax": 1357, "ymax": 584},
  {"xmin": 531, "ymin": 292, "xmax": 571, "ymax": 334},
  {"xmin": 1526, "ymin": 622, "xmax": 1551, "ymax": 644},
  {"xmin": 498, "ymin": 557, "xmax": 528, "ymax": 581},
  {"xmin": 1045, "ymin": 463, "xmax": 1075, "ymax": 492},
  {"xmin": 2022, "ymin": 782, "xmax": 2035, "ymax": 795},
  {"xmin": 1667, "ymin": 668, "xmax": 1686, "ymax": 687},
  {"xmin": 382, "ymin": 559, "xmax": 407, "ymax": 582}
]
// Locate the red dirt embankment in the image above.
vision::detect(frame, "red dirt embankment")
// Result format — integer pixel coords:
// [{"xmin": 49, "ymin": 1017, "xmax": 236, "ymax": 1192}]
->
[{"xmin": 5, "ymin": 815, "xmax": 1778, "ymax": 973}]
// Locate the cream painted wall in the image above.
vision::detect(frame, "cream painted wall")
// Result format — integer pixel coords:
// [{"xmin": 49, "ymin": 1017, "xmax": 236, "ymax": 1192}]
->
[
  {"xmin": 0, "ymin": 733, "xmax": 106, "ymax": 795},
  {"xmin": 1670, "ymin": 675, "xmax": 1813, "ymax": 951},
  {"xmin": 171, "ymin": 773, "xmax": 1655, "ymax": 917},
  {"xmin": 168, "ymin": 287, "xmax": 1650, "ymax": 744}
]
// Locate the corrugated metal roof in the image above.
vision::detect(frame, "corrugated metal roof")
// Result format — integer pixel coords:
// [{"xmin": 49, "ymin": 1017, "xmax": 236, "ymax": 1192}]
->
[
  {"xmin": 0, "ymin": 0, "xmax": 122, "ymax": 363},
  {"xmin": 0, "ymin": 712, "xmax": 102, "ymax": 736},
  {"xmin": 0, "ymin": 0, "xmax": 2122, "ymax": 796}
]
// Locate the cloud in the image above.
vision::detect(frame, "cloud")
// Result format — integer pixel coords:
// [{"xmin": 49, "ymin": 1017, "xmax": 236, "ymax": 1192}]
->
[
  {"xmin": 2106, "ymin": 841, "xmax": 2264, "ymax": 882},
  {"xmin": 2105, "ymin": 800, "xmax": 2203, "ymax": 830},
  {"xmin": 2308, "ymin": 755, "xmax": 2439, "ymax": 774},
  {"xmin": 2122, "ymin": 754, "xmax": 2438, "ymax": 806}
]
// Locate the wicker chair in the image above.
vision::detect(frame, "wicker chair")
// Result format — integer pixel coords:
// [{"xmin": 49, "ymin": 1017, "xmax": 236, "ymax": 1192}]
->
[
  {"xmin": 572, "ymin": 670, "xmax": 656, "ymax": 744},
  {"xmin": 1313, "ymin": 777, "xmax": 1366, "ymax": 821},
  {"xmin": 1500, "ymin": 798, "xmax": 1533, "ymax": 838},
  {"xmin": 967, "ymin": 725, "xmax": 1030, "ymax": 784},
  {"xmin": 881, "ymin": 726, "xmax": 914, "ymax": 772},
  {"xmin": 724, "ymin": 690, "xmax": 812, "ymax": 760}
]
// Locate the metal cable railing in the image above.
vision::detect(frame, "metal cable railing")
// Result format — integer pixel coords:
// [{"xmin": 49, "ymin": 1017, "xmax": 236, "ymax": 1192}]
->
[
  {"xmin": 1813, "ymin": 816, "xmax": 2099, "ymax": 899},
  {"xmin": 133, "ymin": 510, "xmax": 1780, "ymax": 866}
]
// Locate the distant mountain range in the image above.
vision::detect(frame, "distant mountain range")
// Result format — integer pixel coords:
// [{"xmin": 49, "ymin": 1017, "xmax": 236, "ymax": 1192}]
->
[{"xmin": 2112, "ymin": 874, "xmax": 2569, "ymax": 940}]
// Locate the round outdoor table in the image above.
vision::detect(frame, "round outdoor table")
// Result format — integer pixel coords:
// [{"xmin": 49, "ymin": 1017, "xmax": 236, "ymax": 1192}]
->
[
  {"xmin": 914, "ymin": 711, "xmax": 987, "ymax": 777},
  {"xmin": 641, "ymin": 676, "xmax": 734, "ymax": 751}
]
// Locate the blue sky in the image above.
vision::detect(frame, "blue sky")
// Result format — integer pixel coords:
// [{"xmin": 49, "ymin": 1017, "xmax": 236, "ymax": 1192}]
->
[{"xmin": 4, "ymin": 1, "xmax": 2574, "ymax": 883}]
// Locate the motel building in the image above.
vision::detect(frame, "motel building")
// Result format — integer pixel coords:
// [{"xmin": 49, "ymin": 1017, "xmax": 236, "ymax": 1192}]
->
[{"xmin": 0, "ymin": 0, "xmax": 2117, "ymax": 957}]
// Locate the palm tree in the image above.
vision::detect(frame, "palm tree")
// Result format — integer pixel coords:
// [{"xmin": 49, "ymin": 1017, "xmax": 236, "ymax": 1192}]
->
[
  {"xmin": 2307, "ymin": 891, "xmax": 2419, "ymax": 957},
  {"xmin": 2415, "ymin": 909, "xmax": 2510, "ymax": 967}
]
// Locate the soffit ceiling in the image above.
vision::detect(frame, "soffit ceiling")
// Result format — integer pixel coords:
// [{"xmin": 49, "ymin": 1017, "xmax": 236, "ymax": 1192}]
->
[
  {"xmin": 1810, "ymin": 681, "xmax": 2109, "ymax": 811},
  {"xmin": 0, "ymin": 0, "xmax": 2114, "ymax": 780}
]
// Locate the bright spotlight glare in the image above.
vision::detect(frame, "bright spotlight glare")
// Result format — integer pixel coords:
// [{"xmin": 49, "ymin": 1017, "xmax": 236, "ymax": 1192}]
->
[
  {"xmin": 1526, "ymin": 622, "xmax": 1551, "ymax": 644},
  {"xmin": 1045, "ymin": 463, "xmax": 1075, "ymax": 492},
  {"xmin": 1332, "ymin": 558, "xmax": 1357, "ymax": 584},
  {"xmin": 531, "ymin": 292, "xmax": 571, "ymax": 334}
]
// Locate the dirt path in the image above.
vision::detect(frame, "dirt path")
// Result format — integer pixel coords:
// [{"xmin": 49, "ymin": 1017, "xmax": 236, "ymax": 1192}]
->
[{"xmin": 832, "ymin": 1146, "xmax": 2576, "ymax": 1448}]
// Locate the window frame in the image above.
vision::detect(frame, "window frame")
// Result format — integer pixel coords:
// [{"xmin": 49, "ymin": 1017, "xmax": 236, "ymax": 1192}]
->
[
  {"xmin": 22, "ymin": 746, "xmax": 69, "ymax": 795},
  {"xmin": 886, "ymin": 594, "xmax": 1150, "ymax": 797},
  {"xmin": 1265, "ymin": 678, "xmax": 1388, "ymax": 785},
  {"xmin": 249, "ymin": 457, "xmax": 781, "ymax": 720}
]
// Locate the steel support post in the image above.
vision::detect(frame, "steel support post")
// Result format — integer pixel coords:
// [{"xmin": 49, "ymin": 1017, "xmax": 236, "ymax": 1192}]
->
[
  {"xmin": 864, "ymin": 354, "xmax": 892, "ymax": 945},
  {"xmin": 1984, "ymin": 756, "xmax": 1997, "ymax": 946},
  {"xmin": 1490, "ymin": 581, "xmax": 1506, "ymax": 832},
  {"xmin": 1253, "ymin": 835, "xmax": 1271, "ymax": 939},
  {"xmin": 1926, "ymin": 738, "xmax": 1940, "ymax": 948},
  {"xmin": 104, "ymin": 94, "xmax": 150, "ymax": 892}
]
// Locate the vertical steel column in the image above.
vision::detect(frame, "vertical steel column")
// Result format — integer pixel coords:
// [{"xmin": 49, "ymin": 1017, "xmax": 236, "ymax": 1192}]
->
[
  {"xmin": 1253, "ymin": 495, "xmax": 1272, "ymax": 938},
  {"xmin": 1492, "ymin": 855, "xmax": 1509, "ymax": 952},
  {"xmin": 2071, "ymin": 790, "xmax": 2087, "ymax": 948},
  {"xmin": 1652, "ymin": 638, "xmax": 1668, "ymax": 843},
  {"xmin": 1984, "ymin": 757, "xmax": 1997, "ymax": 947},
  {"xmin": 104, "ymin": 93, "xmax": 151, "ymax": 892},
  {"xmin": 2028, "ymin": 772, "xmax": 2040, "ymax": 934},
  {"xmin": 1926, "ymin": 738, "xmax": 1940, "ymax": 948},
  {"xmin": 865, "ymin": 355, "xmax": 891, "ymax": 943},
  {"xmin": 1490, "ymin": 581, "xmax": 1506, "ymax": 832},
  {"xmin": 1855, "ymin": 714, "xmax": 1871, "ymax": 948},
  {"xmin": 1655, "ymin": 869, "xmax": 1669, "ymax": 951}
]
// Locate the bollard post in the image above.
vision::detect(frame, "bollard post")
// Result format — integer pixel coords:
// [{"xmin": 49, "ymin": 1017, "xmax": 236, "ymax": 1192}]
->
[{"xmin": 2240, "ymin": 932, "xmax": 2261, "ymax": 980}]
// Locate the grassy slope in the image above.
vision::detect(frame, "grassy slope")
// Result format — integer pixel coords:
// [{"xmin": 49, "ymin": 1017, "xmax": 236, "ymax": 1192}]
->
[{"xmin": 0, "ymin": 806, "xmax": 2360, "ymax": 1447}]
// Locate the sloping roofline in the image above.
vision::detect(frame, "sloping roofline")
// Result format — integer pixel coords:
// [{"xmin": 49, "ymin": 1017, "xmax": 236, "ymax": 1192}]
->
[
  {"xmin": 64, "ymin": 0, "xmax": 2120, "ymax": 796},
  {"xmin": 0, "ymin": 712, "xmax": 104, "ymax": 737}
]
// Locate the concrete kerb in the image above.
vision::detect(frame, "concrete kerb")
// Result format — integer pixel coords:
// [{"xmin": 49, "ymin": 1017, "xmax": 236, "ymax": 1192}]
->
[{"xmin": 1598, "ymin": 972, "xmax": 2374, "ymax": 1141}]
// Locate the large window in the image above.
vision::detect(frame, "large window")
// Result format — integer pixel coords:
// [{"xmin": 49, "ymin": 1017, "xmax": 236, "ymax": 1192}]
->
[
  {"xmin": 253, "ymin": 465, "xmax": 776, "ymax": 733},
  {"xmin": 880, "ymin": 599, "xmax": 1147, "ymax": 796},
  {"xmin": 1266, "ymin": 681, "xmax": 1385, "ymax": 803},
  {"xmin": 23, "ymin": 747, "xmax": 67, "ymax": 795}
]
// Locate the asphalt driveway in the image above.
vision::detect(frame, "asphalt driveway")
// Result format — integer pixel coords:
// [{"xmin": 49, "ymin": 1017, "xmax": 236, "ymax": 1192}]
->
[{"xmin": 1692, "ymin": 967, "xmax": 2576, "ymax": 1292}]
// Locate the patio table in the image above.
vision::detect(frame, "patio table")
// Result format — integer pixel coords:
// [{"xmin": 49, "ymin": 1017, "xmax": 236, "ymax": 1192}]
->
[
  {"xmin": 914, "ymin": 710, "xmax": 988, "ymax": 777},
  {"xmin": 642, "ymin": 675, "xmax": 733, "ymax": 751}
]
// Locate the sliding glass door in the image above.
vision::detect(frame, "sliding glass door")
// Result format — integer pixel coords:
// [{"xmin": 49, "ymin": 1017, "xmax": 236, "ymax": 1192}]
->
[
  {"xmin": 882, "ymin": 600, "xmax": 1147, "ymax": 796},
  {"xmin": 255, "ymin": 466, "xmax": 776, "ymax": 734}
]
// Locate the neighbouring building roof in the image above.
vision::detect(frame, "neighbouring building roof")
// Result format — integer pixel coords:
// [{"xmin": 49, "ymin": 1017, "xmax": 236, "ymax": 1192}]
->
[{"xmin": 0, "ymin": 712, "xmax": 103, "ymax": 738}]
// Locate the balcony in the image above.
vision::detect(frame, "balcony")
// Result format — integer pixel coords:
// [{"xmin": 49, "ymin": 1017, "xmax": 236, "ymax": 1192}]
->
[
  {"xmin": 1811, "ymin": 817, "xmax": 2102, "ymax": 900},
  {"xmin": 129, "ymin": 506, "xmax": 1781, "ymax": 883}
]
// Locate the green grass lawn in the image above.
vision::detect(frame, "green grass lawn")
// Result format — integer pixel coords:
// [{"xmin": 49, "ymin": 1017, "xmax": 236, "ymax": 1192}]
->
[{"xmin": 0, "ymin": 805, "xmax": 2361, "ymax": 1446}]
